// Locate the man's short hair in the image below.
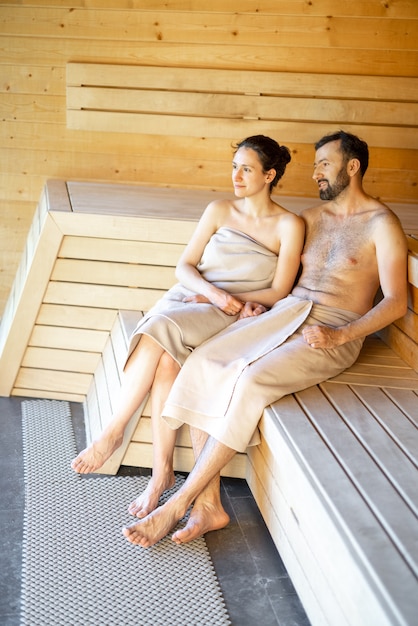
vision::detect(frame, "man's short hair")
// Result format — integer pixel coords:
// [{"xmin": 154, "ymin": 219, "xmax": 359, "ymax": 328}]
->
[{"xmin": 315, "ymin": 130, "xmax": 369, "ymax": 177}]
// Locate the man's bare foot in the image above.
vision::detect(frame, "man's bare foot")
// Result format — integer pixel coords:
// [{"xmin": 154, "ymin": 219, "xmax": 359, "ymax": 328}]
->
[
  {"xmin": 122, "ymin": 500, "xmax": 184, "ymax": 548},
  {"xmin": 128, "ymin": 472, "xmax": 176, "ymax": 518},
  {"xmin": 71, "ymin": 430, "xmax": 123, "ymax": 474},
  {"xmin": 171, "ymin": 500, "xmax": 230, "ymax": 545}
]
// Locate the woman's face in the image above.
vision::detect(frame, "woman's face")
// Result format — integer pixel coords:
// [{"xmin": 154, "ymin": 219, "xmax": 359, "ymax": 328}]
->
[{"xmin": 232, "ymin": 147, "xmax": 272, "ymax": 197}]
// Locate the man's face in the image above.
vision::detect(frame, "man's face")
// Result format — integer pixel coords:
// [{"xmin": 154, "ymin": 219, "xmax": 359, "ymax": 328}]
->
[{"xmin": 313, "ymin": 140, "xmax": 350, "ymax": 201}]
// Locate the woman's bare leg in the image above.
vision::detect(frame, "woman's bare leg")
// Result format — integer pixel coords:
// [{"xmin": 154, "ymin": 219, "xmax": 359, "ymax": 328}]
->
[
  {"xmin": 71, "ymin": 335, "xmax": 165, "ymax": 474},
  {"xmin": 129, "ymin": 352, "xmax": 180, "ymax": 517}
]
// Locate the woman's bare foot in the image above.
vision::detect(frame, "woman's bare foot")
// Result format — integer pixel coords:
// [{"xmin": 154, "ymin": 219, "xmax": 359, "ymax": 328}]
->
[
  {"xmin": 71, "ymin": 429, "xmax": 123, "ymax": 474},
  {"xmin": 128, "ymin": 472, "xmax": 176, "ymax": 518},
  {"xmin": 171, "ymin": 500, "xmax": 230, "ymax": 545},
  {"xmin": 122, "ymin": 499, "xmax": 184, "ymax": 548}
]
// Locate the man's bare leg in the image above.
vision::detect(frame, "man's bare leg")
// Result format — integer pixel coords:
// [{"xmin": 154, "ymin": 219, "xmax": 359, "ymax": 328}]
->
[
  {"xmin": 122, "ymin": 434, "xmax": 236, "ymax": 547},
  {"xmin": 172, "ymin": 427, "xmax": 229, "ymax": 544},
  {"xmin": 129, "ymin": 352, "xmax": 180, "ymax": 517},
  {"xmin": 71, "ymin": 336, "xmax": 165, "ymax": 474}
]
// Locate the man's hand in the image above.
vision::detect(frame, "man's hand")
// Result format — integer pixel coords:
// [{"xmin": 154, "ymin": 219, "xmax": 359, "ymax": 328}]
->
[
  {"xmin": 302, "ymin": 324, "xmax": 343, "ymax": 349},
  {"xmin": 239, "ymin": 302, "xmax": 268, "ymax": 319}
]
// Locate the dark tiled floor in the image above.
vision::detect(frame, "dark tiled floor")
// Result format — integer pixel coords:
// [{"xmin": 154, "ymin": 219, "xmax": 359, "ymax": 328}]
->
[{"xmin": 0, "ymin": 396, "xmax": 310, "ymax": 626}]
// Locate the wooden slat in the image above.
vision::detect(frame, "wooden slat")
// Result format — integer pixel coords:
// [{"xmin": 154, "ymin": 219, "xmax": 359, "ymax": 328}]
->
[
  {"xmin": 122, "ymin": 441, "xmax": 247, "ymax": 478},
  {"xmin": 43, "ymin": 282, "xmax": 165, "ymax": 312},
  {"xmin": 346, "ymin": 385, "xmax": 418, "ymax": 466},
  {"xmin": 36, "ymin": 304, "xmax": 117, "ymax": 331},
  {"xmin": 29, "ymin": 325, "xmax": 109, "ymax": 353},
  {"xmin": 5, "ymin": 9, "xmax": 417, "ymax": 50},
  {"xmin": 21, "ymin": 347, "xmax": 101, "ymax": 374},
  {"xmin": 0, "ymin": 211, "xmax": 65, "ymax": 396},
  {"xmin": 384, "ymin": 388, "xmax": 418, "ymax": 426},
  {"xmin": 11, "ymin": 388, "xmax": 85, "ymax": 403},
  {"xmin": 51, "ymin": 259, "xmax": 176, "ymax": 290},
  {"xmin": 297, "ymin": 385, "xmax": 418, "ymax": 571},
  {"xmin": 320, "ymin": 384, "xmax": 418, "ymax": 509},
  {"xmin": 13, "ymin": 368, "xmax": 92, "ymax": 395},
  {"xmin": 378, "ymin": 325, "xmax": 418, "ymax": 373},
  {"xmin": 246, "ymin": 441, "xmax": 348, "ymax": 626},
  {"xmin": 67, "ymin": 85, "xmax": 418, "ymax": 127},
  {"xmin": 59, "ymin": 236, "xmax": 185, "ymax": 266},
  {"xmin": 66, "ymin": 181, "xmax": 221, "ymax": 221},
  {"xmin": 50, "ymin": 210, "xmax": 197, "ymax": 243},
  {"xmin": 67, "ymin": 63, "xmax": 418, "ymax": 101},
  {"xmin": 4, "ymin": 36, "xmax": 417, "ymax": 78},
  {"xmin": 265, "ymin": 394, "xmax": 418, "ymax": 625},
  {"xmin": 6, "ymin": 1, "xmax": 418, "ymax": 19},
  {"xmin": 67, "ymin": 110, "xmax": 418, "ymax": 150}
]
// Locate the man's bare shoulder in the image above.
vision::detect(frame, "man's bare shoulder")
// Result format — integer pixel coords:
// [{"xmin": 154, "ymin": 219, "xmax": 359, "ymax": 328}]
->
[
  {"xmin": 299, "ymin": 203, "xmax": 324, "ymax": 222},
  {"xmin": 367, "ymin": 199, "xmax": 405, "ymax": 230}
]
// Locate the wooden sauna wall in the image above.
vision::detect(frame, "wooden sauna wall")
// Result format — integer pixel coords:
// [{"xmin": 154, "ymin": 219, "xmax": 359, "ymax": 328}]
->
[{"xmin": 1, "ymin": 0, "xmax": 417, "ymax": 314}]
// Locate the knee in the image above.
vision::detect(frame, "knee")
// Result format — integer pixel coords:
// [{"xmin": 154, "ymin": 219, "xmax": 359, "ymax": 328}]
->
[{"xmin": 157, "ymin": 351, "xmax": 180, "ymax": 377}]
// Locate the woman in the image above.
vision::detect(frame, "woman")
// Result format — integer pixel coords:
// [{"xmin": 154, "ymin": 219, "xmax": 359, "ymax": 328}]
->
[{"xmin": 71, "ymin": 135, "xmax": 304, "ymax": 518}]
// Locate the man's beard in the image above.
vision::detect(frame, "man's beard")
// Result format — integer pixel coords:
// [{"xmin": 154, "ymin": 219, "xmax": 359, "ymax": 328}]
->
[{"xmin": 319, "ymin": 167, "xmax": 350, "ymax": 200}]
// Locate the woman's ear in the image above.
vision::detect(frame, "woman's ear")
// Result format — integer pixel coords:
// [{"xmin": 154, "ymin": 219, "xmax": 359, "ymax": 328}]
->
[{"xmin": 266, "ymin": 168, "xmax": 276, "ymax": 182}]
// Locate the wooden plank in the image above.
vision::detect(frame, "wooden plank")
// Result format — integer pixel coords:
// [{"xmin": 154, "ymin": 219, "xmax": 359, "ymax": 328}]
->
[
  {"xmin": 50, "ymin": 210, "xmax": 197, "ymax": 243},
  {"xmin": 12, "ymin": 388, "xmax": 85, "ymax": 403},
  {"xmin": 44, "ymin": 179, "xmax": 71, "ymax": 213},
  {"xmin": 393, "ymin": 308, "xmax": 418, "ymax": 343},
  {"xmin": 67, "ymin": 85, "xmax": 418, "ymax": 127},
  {"xmin": 8, "ymin": 1, "xmax": 418, "ymax": 19},
  {"xmin": 67, "ymin": 63, "xmax": 418, "ymax": 101},
  {"xmin": 121, "ymin": 441, "xmax": 247, "ymax": 478},
  {"xmin": 265, "ymin": 395, "xmax": 418, "ymax": 625},
  {"xmin": 247, "ymin": 441, "xmax": 349, "ymax": 626},
  {"xmin": 6, "ymin": 9, "xmax": 417, "ymax": 49},
  {"xmin": 331, "ymin": 361, "xmax": 418, "ymax": 381},
  {"xmin": 379, "ymin": 325, "xmax": 418, "ymax": 373},
  {"xmin": 43, "ymin": 281, "xmax": 165, "ymax": 312},
  {"xmin": 384, "ymin": 388, "xmax": 418, "ymax": 426},
  {"xmin": 321, "ymin": 384, "xmax": 418, "ymax": 512},
  {"xmin": 327, "ymin": 372, "xmax": 418, "ymax": 390},
  {"xmin": 4, "ymin": 36, "xmax": 417, "ymax": 78},
  {"xmin": 67, "ymin": 110, "xmax": 418, "ymax": 150},
  {"xmin": 0, "ymin": 212, "xmax": 64, "ymax": 395},
  {"xmin": 21, "ymin": 347, "xmax": 101, "ymax": 374},
  {"xmin": 29, "ymin": 325, "xmax": 109, "ymax": 353},
  {"xmin": 59, "ymin": 236, "xmax": 185, "ymax": 266},
  {"xmin": 344, "ymin": 385, "xmax": 418, "ymax": 467},
  {"xmin": 13, "ymin": 367, "xmax": 92, "ymax": 395},
  {"xmin": 36, "ymin": 304, "xmax": 117, "ymax": 331},
  {"xmin": 101, "ymin": 336, "xmax": 122, "ymax": 414},
  {"xmin": 297, "ymin": 385, "xmax": 418, "ymax": 573},
  {"xmin": 0, "ymin": 63, "xmax": 65, "ymax": 96},
  {"xmin": 51, "ymin": 259, "xmax": 176, "ymax": 290},
  {"xmin": 66, "ymin": 181, "xmax": 217, "ymax": 222}
]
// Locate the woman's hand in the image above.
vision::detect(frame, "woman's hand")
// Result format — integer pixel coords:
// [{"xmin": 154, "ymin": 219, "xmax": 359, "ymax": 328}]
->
[
  {"xmin": 183, "ymin": 292, "xmax": 244, "ymax": 316},
  {"xmin": 239, "ymin": 301, "xmax": 268, "ymax": 319}
]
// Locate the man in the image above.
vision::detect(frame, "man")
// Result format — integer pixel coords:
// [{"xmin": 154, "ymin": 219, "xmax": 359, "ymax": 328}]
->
[{"xmin": 122, "ymin": 131, "xmax": 408, "ymax": 548}]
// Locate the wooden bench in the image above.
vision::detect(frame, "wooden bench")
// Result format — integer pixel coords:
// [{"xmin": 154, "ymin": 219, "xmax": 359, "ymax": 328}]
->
[
  {"xmin": 0, "ymin": 180, "xmax": 417, "ymax": 625},
  {"xmin": 244, "ymin": 236, "xmax": 418, "ymax": 625}
]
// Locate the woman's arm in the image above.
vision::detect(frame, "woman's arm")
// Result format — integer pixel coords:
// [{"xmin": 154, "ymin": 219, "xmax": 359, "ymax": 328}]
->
[
  {"xmin": 236, "ymin": 213, "xmax": 305, "ymax": 308},
  {"xmin": 175, "ymin": 200, "xmax": 245, "ymax": 315}
]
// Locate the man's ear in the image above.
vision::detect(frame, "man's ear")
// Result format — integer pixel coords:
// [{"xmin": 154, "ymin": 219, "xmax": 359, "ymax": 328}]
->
[{"xmin": 348, "ymin": 158, "xmax": 361, "ymax": 177}]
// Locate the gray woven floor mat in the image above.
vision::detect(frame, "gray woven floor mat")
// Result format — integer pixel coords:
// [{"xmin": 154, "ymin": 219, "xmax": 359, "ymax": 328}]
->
[{"xmin": 21, "ymin": 399, "xmax": 231, "ymax": 625}]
